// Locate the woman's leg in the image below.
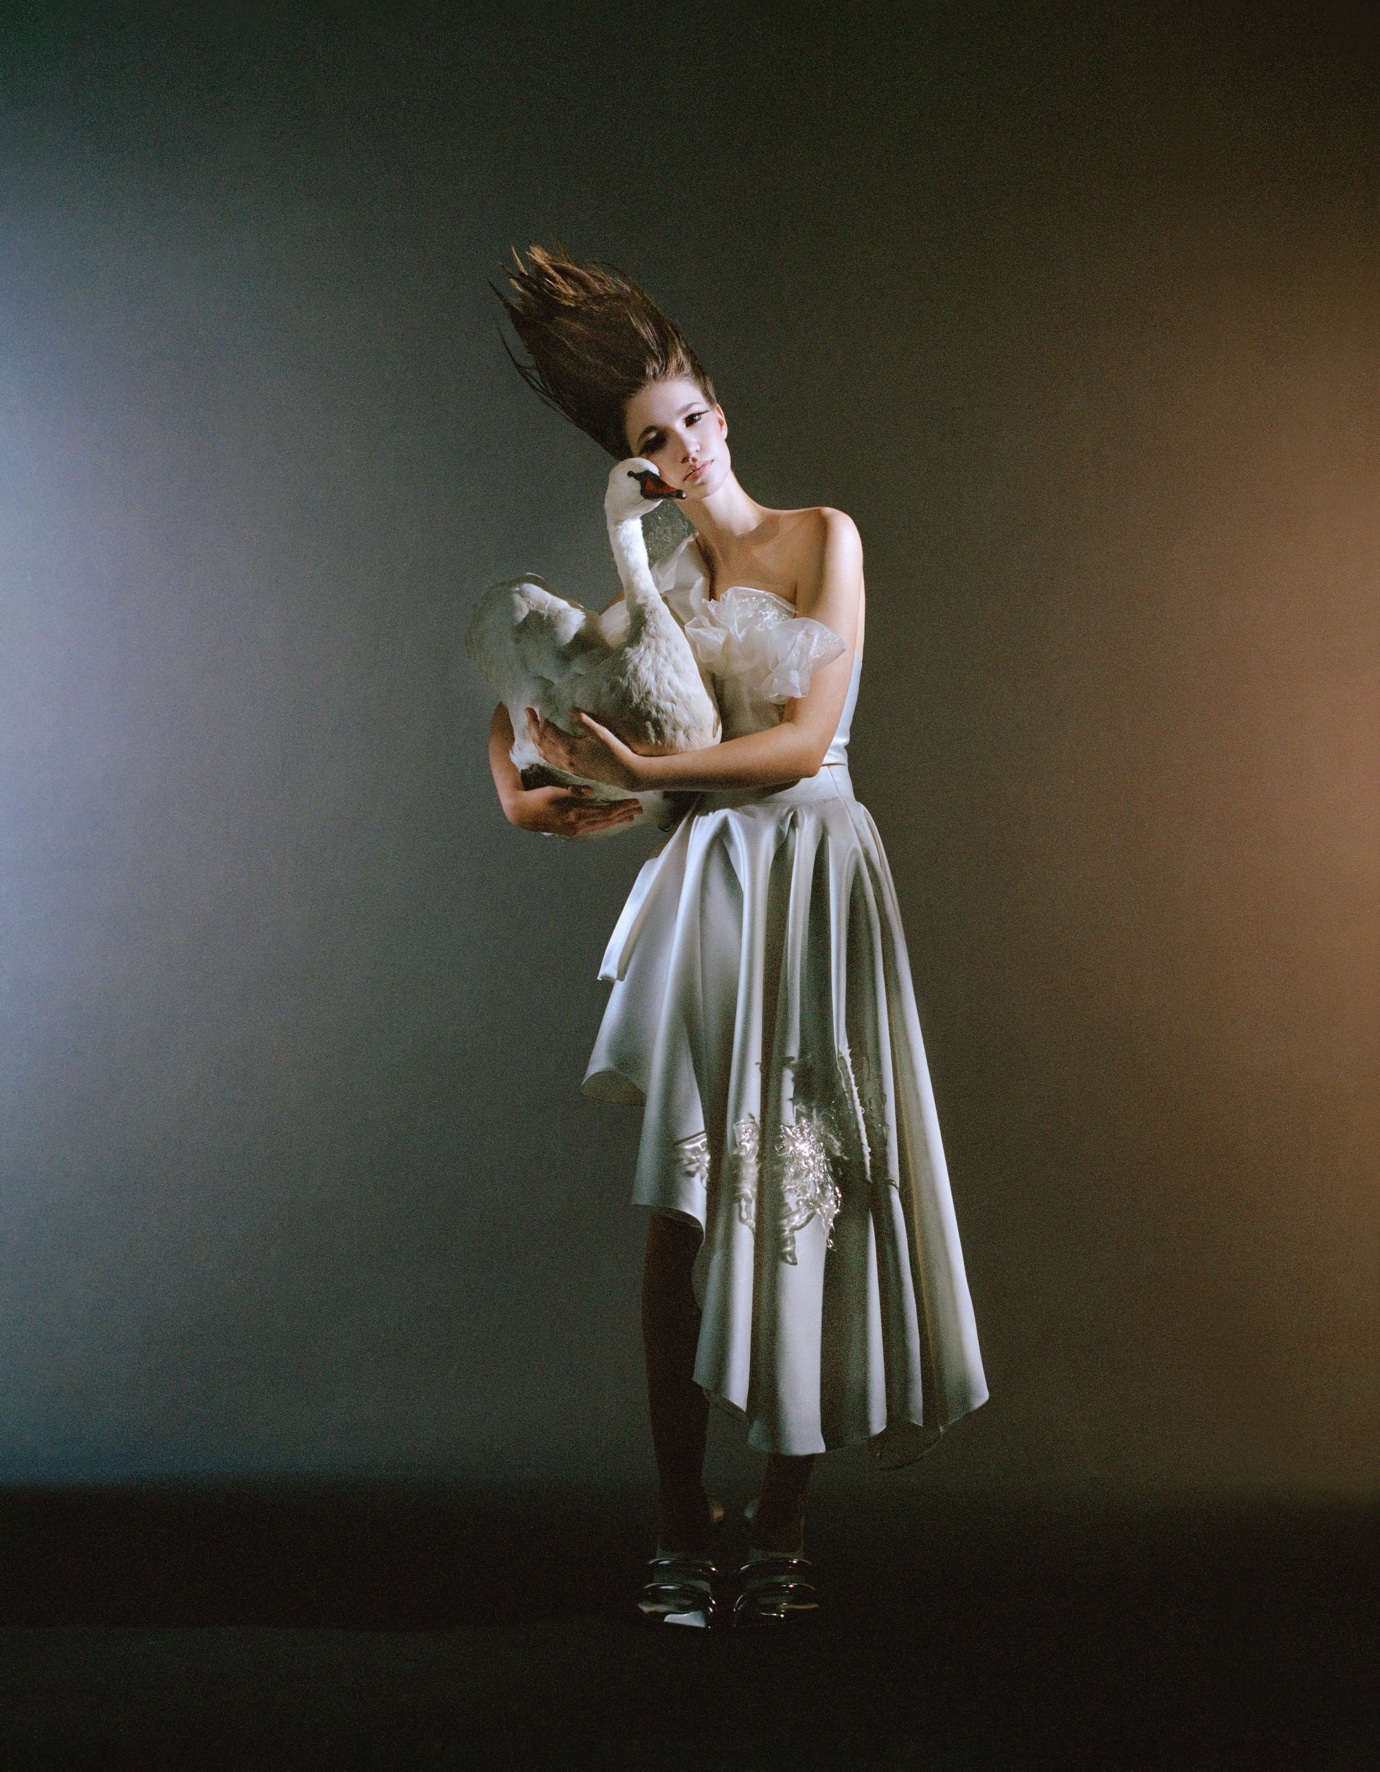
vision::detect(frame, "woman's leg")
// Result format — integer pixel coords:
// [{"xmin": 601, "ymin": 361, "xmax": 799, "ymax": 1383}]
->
[
  {"xmin": 751, "ymin": 1454, "xmax": 815, "ymax": 1553},
  {"xmin": 643, "ymin": 1213, "xmax": 816, "ymax": 1556},
  {"xmin": 642, "ymin": 1211, "xmax": 713, "ymax": 1552},
  {"xmin": 735, "ymin": 1454, "xmax": 821, "ymax": 1625}
]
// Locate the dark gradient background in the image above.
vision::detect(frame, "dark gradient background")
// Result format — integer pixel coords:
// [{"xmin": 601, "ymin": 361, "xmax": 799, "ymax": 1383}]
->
[{"xmin": 0, "ymin": 2, "xmax": 1374, "ymax": 1504}]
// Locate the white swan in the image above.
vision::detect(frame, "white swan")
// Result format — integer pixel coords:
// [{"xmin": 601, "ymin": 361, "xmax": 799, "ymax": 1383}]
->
[{"xmin": 466, "ymin": 457, "xmax": 721, "ymax": 836}]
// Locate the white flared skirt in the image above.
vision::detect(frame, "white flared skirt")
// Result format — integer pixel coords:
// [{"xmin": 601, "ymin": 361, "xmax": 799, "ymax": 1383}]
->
[{"xmin": 583, "ymin": 764, "xmax": 988, "ymax": 1463}]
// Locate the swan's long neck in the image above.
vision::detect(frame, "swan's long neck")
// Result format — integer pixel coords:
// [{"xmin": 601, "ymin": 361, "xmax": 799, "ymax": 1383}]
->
[{"xmin": 608, "ymin": 514, "xmax": 664, "ymax": 633}]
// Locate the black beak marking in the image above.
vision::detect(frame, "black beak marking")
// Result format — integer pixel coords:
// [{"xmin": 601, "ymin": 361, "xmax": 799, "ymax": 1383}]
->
[{"xmin": 630, "ymin": 468, "xmax": 686, "ymax": 500}]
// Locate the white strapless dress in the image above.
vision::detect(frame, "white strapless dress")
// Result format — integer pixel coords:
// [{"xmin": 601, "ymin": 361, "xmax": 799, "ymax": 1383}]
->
[{"xmin": 583, "ymin": 539, "xmax": 988, "ymax": 1465}]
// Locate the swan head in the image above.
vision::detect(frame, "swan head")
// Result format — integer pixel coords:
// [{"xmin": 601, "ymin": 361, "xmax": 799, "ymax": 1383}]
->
[{"xmin": 604, "ymin": 456, "xmax": 685, "ymax": 528}]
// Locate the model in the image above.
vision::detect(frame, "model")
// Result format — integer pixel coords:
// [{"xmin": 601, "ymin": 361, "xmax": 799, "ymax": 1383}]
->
[{"xmin": 479, "ymin": 247, "xmax": 987, "ymax": 1627}]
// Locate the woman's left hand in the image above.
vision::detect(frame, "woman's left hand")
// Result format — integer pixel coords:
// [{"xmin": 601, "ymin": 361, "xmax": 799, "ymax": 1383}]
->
[{"xmin": 526, "ymin": 709, "xmax": 648, "ymax": 789}]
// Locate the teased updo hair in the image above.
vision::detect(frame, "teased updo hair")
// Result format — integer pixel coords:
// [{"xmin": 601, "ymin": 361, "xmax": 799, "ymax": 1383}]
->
[{"xmin": 496, "ymin": 245, "xmax": 716, "ymax": 459}]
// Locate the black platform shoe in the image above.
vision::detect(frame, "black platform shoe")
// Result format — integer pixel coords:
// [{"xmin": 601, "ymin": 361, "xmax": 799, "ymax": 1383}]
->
[
  {"xmin": 731, "ymin": 1551, "xmax": 820, "ymax": 1626},
  {"xmin": 638, "ymin": 1549, "xmax": 721, "ymax": 1629}
]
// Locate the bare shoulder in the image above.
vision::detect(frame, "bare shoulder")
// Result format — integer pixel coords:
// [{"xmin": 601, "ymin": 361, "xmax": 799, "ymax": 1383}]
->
[
  {"xmin": 782, "ymin": 503, "xmax": 858, "ymax": 531},
  {"xmin": 786, "ymin": 499, "xmax": 864, "ymax": 538},
  {"xmin": 781, "ymin": 506, "xmax": 862, "ymax": 584},
  {"xmin": 819, "ymin": 506, "xmax": 861, "ymax": 555}
]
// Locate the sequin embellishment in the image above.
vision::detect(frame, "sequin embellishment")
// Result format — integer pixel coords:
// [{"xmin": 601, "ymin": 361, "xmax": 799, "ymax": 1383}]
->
[
  {"xmin": 771, "ymin": 1111, "xmax": 843, "ymax": 1264},
  {"xmin": 671, "ymin": 1130, "xmax": 710, "ymax": 1192},
  {"xmin": 729, "ymin": 1118, "xmax": 761, "ymax": 1231},
  {"xmin": 726, "ymin": 1110, "xmax": 843, "ymax": 1265}
]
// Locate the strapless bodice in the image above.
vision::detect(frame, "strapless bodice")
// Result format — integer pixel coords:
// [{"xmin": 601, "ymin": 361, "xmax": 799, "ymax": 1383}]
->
[
  {"xmin": 649, "ymin": 536, "xmax": 853, "ymax": 763},
  {"xmin": 693, "ymin": 584, "xmax": 850, "ymax": 746},
  {"xmin": 822, "ymin": 649, "xmax": 862, "ymax": 766}
]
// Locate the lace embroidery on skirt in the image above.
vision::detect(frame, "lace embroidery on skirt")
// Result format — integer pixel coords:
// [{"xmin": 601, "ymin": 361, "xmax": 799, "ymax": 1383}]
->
[
  {"xmin": 729, "ymin": 1117, "xmax": 761, "ymax": 1232},
  {"xmin": 717, "ymin": 1045, "xmax": 894, "ymax": 1266},
  {"xmin": 770, "ymin": 1111, "xmax": 844, "ymax": 1262},
  {"xmin": 671, "ymin": 1130, "xmax": 710, "ymax": 1192},
  {"xmin": 727, "ymin": 1110, "xmax": 842, "ymax": 1264}
]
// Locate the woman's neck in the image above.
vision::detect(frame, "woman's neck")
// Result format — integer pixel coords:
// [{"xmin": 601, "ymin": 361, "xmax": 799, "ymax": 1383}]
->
[{"xmin": 684, "ymin": 472, "xmax": 770, "ymax": 578}]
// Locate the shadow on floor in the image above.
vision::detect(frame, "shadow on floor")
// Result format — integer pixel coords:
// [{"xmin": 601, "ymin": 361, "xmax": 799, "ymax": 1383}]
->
[{"xmin": 0, "ymin": 1484, "xmax": 1374, "ymax": 1769}]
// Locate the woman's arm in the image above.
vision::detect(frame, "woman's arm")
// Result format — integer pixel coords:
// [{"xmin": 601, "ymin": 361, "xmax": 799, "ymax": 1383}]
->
[
  {"xmin": 488, "ymin": 704, "xmax": 642, "ymax": 837},
  {"xmin": 529, "ymin": 510, "xmax": 863, "ymax": 793}
]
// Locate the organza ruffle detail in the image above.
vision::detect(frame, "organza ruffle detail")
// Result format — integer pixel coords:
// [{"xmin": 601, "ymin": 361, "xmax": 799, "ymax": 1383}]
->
[
  {"xmin": 649, "ymin": 538, "xmax": 847, "ymax": 715},
  {"xmin": 683, "ymin": 587, "xmax": 846, "ymax": 704}
]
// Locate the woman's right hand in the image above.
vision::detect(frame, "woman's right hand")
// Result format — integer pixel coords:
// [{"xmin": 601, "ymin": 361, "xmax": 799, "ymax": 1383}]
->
[{"xmin": 506, "ymin": 781, "xmax": 642, "ymax": 839}]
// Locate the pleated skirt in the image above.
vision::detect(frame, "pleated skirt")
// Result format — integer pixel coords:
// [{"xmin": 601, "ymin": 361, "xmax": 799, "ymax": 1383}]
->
[{"xmin": 583, "ymin": 764, "xmax": 988, "ymax": 1463}]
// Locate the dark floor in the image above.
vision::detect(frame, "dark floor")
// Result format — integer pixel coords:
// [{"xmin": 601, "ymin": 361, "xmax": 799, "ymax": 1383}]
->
[{"xmin": 0, "ymin": 1483, "xmax": 1374, "ymax": 1769}]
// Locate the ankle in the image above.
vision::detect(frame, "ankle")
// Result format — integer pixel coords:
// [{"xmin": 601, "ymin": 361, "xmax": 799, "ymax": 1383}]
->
[
  {"xmin": 658, "ymin": 1487, "xmax": 714, "ymax": 1552},
  {"xmin": 748, "ymin": 1508, "xmax": 806, "ymax": 1555}
]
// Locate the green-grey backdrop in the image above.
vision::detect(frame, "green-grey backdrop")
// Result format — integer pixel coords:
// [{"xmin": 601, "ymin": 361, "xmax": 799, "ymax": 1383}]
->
[{"xmin": 0, "ymin": 2, "xmax": 1374, "ymax": 1493}]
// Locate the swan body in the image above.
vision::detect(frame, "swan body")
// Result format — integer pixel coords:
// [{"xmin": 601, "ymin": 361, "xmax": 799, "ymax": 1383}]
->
[{"xmin": 466, "ymin": 458, "xmax": 721, "ymax": 836}]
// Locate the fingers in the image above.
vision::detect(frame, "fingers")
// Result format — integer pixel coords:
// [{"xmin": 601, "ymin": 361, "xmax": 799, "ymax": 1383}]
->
[
  {"xmin": 526, "ymin": 711, "xmax": 553, "ymax": 763},
  {"xmin": 573, "ymin": 808, "xmax": 639, "ymax": 833},
  {"xmin": 526, "ymin": 782, "xmax": 639, "ymax": 836},
  {"xmin": 554, "ymin": 806, "xmax": 639, "ymax": 837},
  {"xmin": 530, "ymin": 784, "xmax": 621, "ymax": 810},
  {"xmin": 520, "ymin": 706, "xmax": 635, "ymax": 793},
  {"xmin": 526, "ymin": 708, "xmax": 562, "ymax": 763},
  {"xmin": 567, "ymin": 790, "xmax": 639, "ymax": 817},
  {"xmin": 562, "ymin": 788, "xmax": 640, "ymax": 833},
  {"xmin": 527, "ymin": 708, "xmax": 586, "ymax": 774},
  {"xmin": 574, "ymin": 710, "xmax": 617, "ymax": 746}
]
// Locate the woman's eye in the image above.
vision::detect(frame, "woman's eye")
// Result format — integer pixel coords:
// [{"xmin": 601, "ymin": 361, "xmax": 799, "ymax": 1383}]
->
[{"xmin": 686, "ymin": 411, "xmax": 704, "ymax": 426}]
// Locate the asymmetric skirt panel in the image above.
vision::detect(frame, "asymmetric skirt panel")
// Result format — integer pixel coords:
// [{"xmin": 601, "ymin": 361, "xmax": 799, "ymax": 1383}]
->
[{"xmin": 584, "ymin": 765, "xmax": 987, "ymax": 1462}]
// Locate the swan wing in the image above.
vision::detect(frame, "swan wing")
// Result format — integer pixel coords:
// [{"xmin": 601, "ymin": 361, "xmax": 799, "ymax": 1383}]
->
[
  {"xmin": 465, "ymin": 577, "xmax": 610, "ymax": 704},
  {"xmin": 466, "ymin": 576, "xmax": 623, "ymax": 770}
]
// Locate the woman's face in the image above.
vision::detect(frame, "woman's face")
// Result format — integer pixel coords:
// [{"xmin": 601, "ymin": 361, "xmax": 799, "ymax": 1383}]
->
[{"xmin": 623, "ymin": 376, "xmax": 730, "ymax": 498}]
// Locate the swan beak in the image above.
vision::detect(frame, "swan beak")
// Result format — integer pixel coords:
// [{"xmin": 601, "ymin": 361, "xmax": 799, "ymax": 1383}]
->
[{"xmin": 630, "ymin": 468, "xmax": 686, "ymax": 500}]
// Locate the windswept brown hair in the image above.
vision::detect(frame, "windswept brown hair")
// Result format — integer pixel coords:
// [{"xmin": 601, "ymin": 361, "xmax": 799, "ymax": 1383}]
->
[{"xmin": 495, "ymin": 245, "xmax": 716, "ymax": 459}]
